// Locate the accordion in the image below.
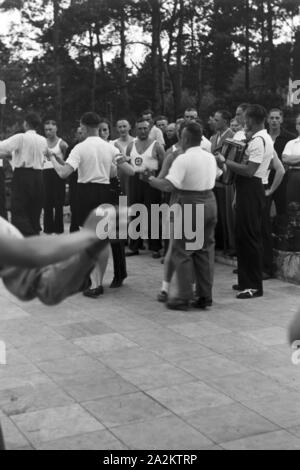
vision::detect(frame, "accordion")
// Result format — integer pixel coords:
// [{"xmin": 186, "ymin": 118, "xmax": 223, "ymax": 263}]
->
[{"xmin": 220, "ymin": 139, "xmax": 247, "ymax": 185}]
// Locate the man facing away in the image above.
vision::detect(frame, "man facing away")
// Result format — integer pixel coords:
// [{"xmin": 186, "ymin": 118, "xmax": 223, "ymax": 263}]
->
[
  {"xmin": 148, "ymin": 122, "xmax": 218, "ymax": 311},
  {"xmin": 43, "ymin": 119, "xmax": 69, "ymax": 234},
  {"xmin": 0, "ymin": 112, "xmax": 47, "ymax": 236}
]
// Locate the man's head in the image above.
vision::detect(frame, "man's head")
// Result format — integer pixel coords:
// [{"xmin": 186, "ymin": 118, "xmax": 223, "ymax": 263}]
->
[
  {"xmin": 268, "ymin": 108, "xmax": 283, "ymax": 132},
  {"xmin": 116, "ymin": 119, "xmax": 131, "ymax": 138},
  {"xmin": 296, "ymin": 114, "xmax": 300, "ymax": 136},
  {"xmin": 80, "ymin": 112, "xmax": 101, "ymax": 138},
  {"xmin": 214, "ymin": 110, "xmax": 231, "ymax": 132},
  {"xmin": 184, "ymin": 108, "xmax": 198, "ymax": 122},
  {"xmin": 141, "ymin": 109, "xmax": 154, "ymax": 126},
  {"xmin": 44, "ymin": 119, "xmax": 58, "ymax": 140},
  {"xmin": 244, "ymin": 104, "xmax": 267, "ymax": 133},
  {"xmin": 235, "ymin": 103, "xmax": 250, "ymax": 127},
  {"xmin": 230, "ymin": 118, "xmax": 240, "ymax": 133},
  {"xmin": 166, "ymin": 123, "xmax": 176, "ymax": 140},
  {"xmin": 208, "ymin": 115, "xmax": 216, "ymax": 133},
  {"xmin": 181, "ymin": 122, "xmax": 203, "ymax": 151},
  {"xmin": 136, "ymin": 118, "xmax": 150, "ymax": 141},
  {"xmin": 76, "ymin": 126, "xmax": 85, "ymax": 143},
  {"xmin": 24, "ymin": 112, "xmax": 41, "ymax": 131},
  {"xmin": 155, "ymin": 116, "xmax": 168, "ymax": 132},
  {"xmin": 99, "ymin": 119, "xmax": 110, "ymax": 142}
]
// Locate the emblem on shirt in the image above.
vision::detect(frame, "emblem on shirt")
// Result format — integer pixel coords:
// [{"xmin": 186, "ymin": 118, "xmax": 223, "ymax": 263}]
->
[{"xmin": 135, "ymin": 157, "xmax": 143, "ymax": 167}]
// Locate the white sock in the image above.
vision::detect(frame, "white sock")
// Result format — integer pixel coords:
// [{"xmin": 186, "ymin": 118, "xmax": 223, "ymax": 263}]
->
[{"xmin": 162, "ymin": 281, "xmax": 170, "ymax": 293}]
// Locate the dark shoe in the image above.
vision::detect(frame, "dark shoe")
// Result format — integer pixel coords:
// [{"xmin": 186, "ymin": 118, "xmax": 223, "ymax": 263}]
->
[
  {"xmin": 232, "ymin": 284, "xmax": 243, "ymax": 291},
  {"xmin": 160, "ymin": 258, "xmax": 165, "ymax": 264},
  {"xmin": 191, "ymin": 297, "xmax": 213, "ymax": 309},
  {"xmin": 157, "ymin": 290, "xmax": 168, "ymax": 303},
  {"xmin": 125, "ymin": 250, "xmax": 139, "ymax": 257},
  {"xmin": 233, "ymin": 269, "xmax": 238, "ymax": 274},
  {"xmin": 110, "ymin": 277, "xmax": 126, "ymax": 288},
  {"xmin": 236, "ymin": 289, "xmax": 263, "ymax": 299},
  {"xmin": 167, "ymin": 298, "xmax": 189, "ymax": 311},
  {"xmin": 83, "ymin": 286, "xmax": 104, "ymax": 298},
  {"xmin": 152, "ymin": 251, "xmax": 161, "ymax": 259}
]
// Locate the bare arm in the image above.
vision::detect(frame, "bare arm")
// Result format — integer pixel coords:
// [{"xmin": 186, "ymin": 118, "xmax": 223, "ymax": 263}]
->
[
  {"xmin": 50, "ymin": 155, "xmax": 74, "ymax": 179},
  {"xmin": 225, "ymin": 160, "xmax": 260, "ymax": 178},
  {"xmin": 282, "ymin": 153, "xmax": 300, "ymax": 166},
  {"xmin": 148, "ymin": 176, "xmax": 175, "ymax": 193},
  {"xmin": 267, "ymin": 153, "xmax": 285, "ymax": 196},
  {"xmin": 0, "ymin": 229, "xmax": 101, "ymax": 268},
  {"xmin": 155, "ymin": 142, "xmax": 165, "ymax": 169},
  {"xmin": 59, "ymin": 140, "xmax": 69, "ymax": 160}
]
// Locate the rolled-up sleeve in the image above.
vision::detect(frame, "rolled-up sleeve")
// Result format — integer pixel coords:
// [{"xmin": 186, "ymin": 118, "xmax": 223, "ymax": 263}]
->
[
  {"xmin": 248, "ymin": 138, "xmax": 264, "ymax": 164},
  {"xmin": 283, "ymin": 141, "xmax": 293, "ymax": 156},
  {"xmin": 165, "ymin": 156, "xmax": 185, "ymax": 189},
  {"xmin": 0, "ymin": 134, "xmax": 22, "ymax": 154}
]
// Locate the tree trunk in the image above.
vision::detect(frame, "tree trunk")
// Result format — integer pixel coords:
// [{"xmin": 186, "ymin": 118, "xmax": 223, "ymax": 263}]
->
[
  {"xmin": 173, "ymin": 0, "xmax": 184, "ymax": 117},
  {"xmin": 120, "ymin": 7, "xmax": 130, "ymax": 114},
  {"xmin": 245, "ymin": 0, "xmax": 250, "ymax": 91},
  {"xmin": 53, "ymin": 0, "xmax": 62, "ymax": 126},
  {"xmin": 149, "ymin": 0, "xmax": 161, "ymax": 114},
  {"xmin": 266, "ymin": 0, "xmax": 276, "ymax": 93},
  {"xmin": 88, "ymin": 27, "xmax": 96, "ymax": 111},
  {"xmin": 260, "ymin": 0, "xmax": 266, "ymax": 82}
]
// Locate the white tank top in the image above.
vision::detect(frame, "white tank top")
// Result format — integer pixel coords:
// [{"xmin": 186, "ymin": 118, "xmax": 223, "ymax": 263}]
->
[
  {"xmin": 44, "ymin": 138, "xmax": 63, "ymax": 169},
  {"xmin": 130, "ymin": 140, "xmax": 158, "ymax": 173}
]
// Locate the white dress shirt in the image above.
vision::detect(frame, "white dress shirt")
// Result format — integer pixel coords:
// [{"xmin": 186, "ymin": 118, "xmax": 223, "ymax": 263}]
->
[
  {"xmin": 0, "ymin": 130, "xmax": 47, "ymax": 170},
  {"xmin": 283, "ymin": 136, "xmax": 300, "ymax": 169},
  {"xmin": 246, "ymin": 129, "xmax": 274, "ymax": 183},
  {"xmin": 66, "ymin": 136, "xmax": 119, "ymax": 184},
  {"xmin": 149, "ymin": 125, "xmax": 165, "ymax": 146},
  {"xmin": 165, "ymin": 146, "xmax": 217, "ymax": 191}
]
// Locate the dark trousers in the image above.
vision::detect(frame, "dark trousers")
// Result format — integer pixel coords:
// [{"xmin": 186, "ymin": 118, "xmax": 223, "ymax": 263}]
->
[
  {"xmin": 43, "ymin": 169, "xmax": 65, "ymax": 234},
  {"xmin": 69, "ymin": 171, "xmax": 79, "ymax": 232},
  {"xmin": 286, "ymin": 169, "xmax": 300, "ymax": 205},
  {"xmin": 111, "ymin": 242, "xmax": 127, "ymax": 280},
  {"xmin": 236, "ymin": 176, "xmax": 265, "ymax": 293},
  {"xmin": 171, "ymin": 190, "xmax": 217, "ymax": 301},
  {"xmin": 0, "ymin": 423, "xmax": 5, "ymax": 450},
  {"xmin": 128, "ymin": 174, "xmax": 162, "ymax": 252},
  {"xmin": 0, "ymin": 168, "xmax": 7, "ymax": 220},
  {"xmin": 272, "ymin": 172, "xmax": 288, "ymax": 216},
  {"xmin": 11, "ymin": 168, "xmax": 44, "ymax": 236},
  {"xmin": 262, "ymin": 193, "xmax": 274, "ymax": 275},
  {"xmin": 77, "ymin": 183, "xmax": 112, "ymax": 227}
]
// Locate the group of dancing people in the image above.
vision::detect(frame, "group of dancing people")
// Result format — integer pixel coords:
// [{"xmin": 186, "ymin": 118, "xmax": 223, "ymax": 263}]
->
[{"xmin": 0, "ymin": 104, "xmax": 299, "ymax": 311}]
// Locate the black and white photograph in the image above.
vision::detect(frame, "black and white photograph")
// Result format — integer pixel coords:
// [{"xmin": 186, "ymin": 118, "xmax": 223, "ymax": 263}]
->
[{"xmin": 0, "ymin": 0, "xmax": 300, "ymax": 454}]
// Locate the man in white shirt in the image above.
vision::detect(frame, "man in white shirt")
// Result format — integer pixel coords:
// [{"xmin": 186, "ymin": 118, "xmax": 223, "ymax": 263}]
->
[
  {"xmin": 148, "ymin": 122, "xmax": 218, "ymax": 311},
  {"xmin": 49, "ymin": 112, "xmax": 122, "ymax": 299},
  {"xmin": 0, "ymin": 157, "xmax": 6, "ymax": 219},
  {"xmin": 113, "ymin": 119, "xmax": 134, "ymax": 196},
  {"xmin": 0, "ymin": 112, "xmax": 48, "ymax": 236},
  {"xmin": 219, "ymin": 104, "xmax": 274, "ymax": 299}
]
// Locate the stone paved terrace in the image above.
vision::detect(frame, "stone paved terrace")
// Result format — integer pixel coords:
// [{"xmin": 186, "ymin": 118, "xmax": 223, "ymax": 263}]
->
[{"xmin": 0, "ymin": 254, "xmax": 300, "ymax": 451}]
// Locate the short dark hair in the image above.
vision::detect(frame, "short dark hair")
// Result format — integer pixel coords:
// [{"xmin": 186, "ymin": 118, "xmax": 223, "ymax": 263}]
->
[
  {"xmin": 25, "ymin": 112, "xmax": 41, "ymax": 130},
  {"xmin": 184, "ymin": 107, "xmax": 198, "ymax": 114},
  {"xmin": 269, "ymin": 108, "xmax": 283, "ymax": 116},
  {"xmin": 155, "ymin": 115, "xmax": 168, "ymax": 123},
  {"xmin": 136, "ymin": 117, "xmax": 150, "ymax": 125},
  {"xmin": 99, "ymin": 117, "xmax": 111, "ymax": 135},
  {"xmin": 215, "ymin": 110, "xmax": 232, "ymax": 124},
  {"xmin": 245, "ymin": 104, "xmax": 267, "ymax": 125},
  {"xmin": 183, "ymin": 122, "xmax": 203, "ymax": 146},
  {"xmin": 80, "ymin": 112, "xmax": 101, "ymax": 127},
  {"xmin": 44, "ymin": 119, "xmax": 57, "ymax": 127},
  {"xmin": 237, "ymin": 103, "xmax": 250, "ymax": 112},
  {"xmin": 141, "ymin": 109, "xmax": 153, "ymax": 117}
]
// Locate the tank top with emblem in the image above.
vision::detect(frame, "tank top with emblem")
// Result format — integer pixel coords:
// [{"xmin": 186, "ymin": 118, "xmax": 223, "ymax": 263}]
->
[
  {"xmin": 129, "ymin": 140, "xmax": 158, "ymax": 173},
  {"xmin": 44, "ymin": 138, "xmax": 64, "ymax": 170}
]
